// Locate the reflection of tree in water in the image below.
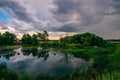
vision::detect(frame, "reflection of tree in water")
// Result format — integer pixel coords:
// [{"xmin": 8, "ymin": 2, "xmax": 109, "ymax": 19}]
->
[
  {"xmin": 64, "ymin": 53, "xmax": 68, "ymax": 62},
  {"xmin": 22, "ymin": 47, "xmax": 38, "ymax": 56},
  {"xmin": 72, "ymin": 53, "xmax": 89, "ymax": 61},
  {"xmin": 3, "ymin": 53, "xmax": 15, "ymax": 60},
  {"xmin": 38, "ymin": 50, "xmax": 49, "ymax": 61},
  {"xmin": 0, "ymin": 47, "xmax": 89, "ymax": 62},
  {"xmin": 0, "ymin": 47, "xmax": 49, "ymax": 61},
  {"xmin": 61, "ymin": 50, "xmax": 90, "ymax": 61},
  {"xmin": 22, "ymin": 47, "xmax": 49, "ymax": 61},
  {"xmin": 0, "ymin": 48, "xmax": 16, "ymax": 60},
  {"xmin": 0, "ymin": 48, "xmax": 14, "ymax": 54}
]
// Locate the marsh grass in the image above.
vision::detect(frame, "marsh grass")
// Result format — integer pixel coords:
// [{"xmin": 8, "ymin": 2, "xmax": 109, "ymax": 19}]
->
[
  {"xmin": 96, "ymin": 72, "xmax": 120, "ymax": 80},
  {"xmin": 0, "ymin": 42, "xmax": 120, "ymax": 80}
]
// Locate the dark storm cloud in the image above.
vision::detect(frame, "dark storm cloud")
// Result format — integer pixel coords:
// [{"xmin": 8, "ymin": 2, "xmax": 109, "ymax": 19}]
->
[
  {"xmin": 96, "ymin": 0, "xmax": 120, "ymax": 15},
  {"xmin": 53, "ymin": 0, "xmax": 81, "ymax": 14},
  {"xmin": 112, "ymin": 0, "xmax": 120, "ymax": 15},
  {"xmin": 0, "ymin": 0, "xmax": 32, "ymax": 22},
  {"xmin": 54, "ymin": 24, "xmax": 80, "ymax": 32},
  {"xmin": 52, "ymin": 0, "xmax": 120, "ymax": 32},
  {"xmin": 52, "ymin": 0, "xmax": 103, "ymax": 31}
]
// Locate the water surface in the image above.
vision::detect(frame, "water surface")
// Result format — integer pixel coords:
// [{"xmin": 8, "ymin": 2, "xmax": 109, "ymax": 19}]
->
[{"xmin": 0, "ymin": 47, "xmax": 88, "ymax": 76}]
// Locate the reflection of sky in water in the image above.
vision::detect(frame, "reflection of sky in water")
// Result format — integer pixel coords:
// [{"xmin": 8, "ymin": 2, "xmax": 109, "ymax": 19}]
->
[
  {"xmin": 0, "ymin": 48, "xmax": 88, "ymax": 76},
  {"xmin": 0, "ymin": 57, "xmax": 8, "ymax": 63}
]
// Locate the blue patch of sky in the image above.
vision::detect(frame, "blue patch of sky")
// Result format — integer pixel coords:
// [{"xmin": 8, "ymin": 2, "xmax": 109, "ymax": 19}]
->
[{"xmin": 0, "ymin": 10, "xmax": 10, "ymax": 24}]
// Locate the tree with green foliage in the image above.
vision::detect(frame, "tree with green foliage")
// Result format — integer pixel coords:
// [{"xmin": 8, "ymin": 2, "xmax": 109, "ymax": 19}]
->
[
  {"xmin": 21, "ymin": 34, "xmax": 39, "ymax": 46},
  {"xmin": 43, "ymin": 30, "xmax": 49, "ymax": 39},
  {"xmin": 37, "ymin": 30, "xmax": 49, "ymax": 41},
  {"xmin": 21, "ymin": 31, "xmax": 49, "ymax": 45},
  {"xmin": 31, "ymin": 34, "xmax": 39, "ymax": 45},
  {"xmin": 0, "ymin": 33, "xmax": 3, "ymax": 44},
  {"xmin": 2, "ymin": 32, "xmax": 16, "ymax": 44},
  {"xmin": 0, "ymin": 32, "xmax": 16, "ymax": 45},
  {"xmin": 70, "ymin": 34, "xmax": 82, "ymax": 44},
  {"xmin": 21, "ymin": 34, "xmax": 32, "ymax": 45},
  {"xmin": 60, "ymin": 36, "xmax": 71, "ymax": 44},
  {"xmin": 60, "ymin": 32, "xmax": 107, "ymax": 47}
]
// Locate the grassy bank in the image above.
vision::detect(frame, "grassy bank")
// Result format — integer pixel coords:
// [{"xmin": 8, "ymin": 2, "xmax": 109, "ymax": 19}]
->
[{"xmin": 0, "ymin": 41, "xmax": 120, "ymax": 80}]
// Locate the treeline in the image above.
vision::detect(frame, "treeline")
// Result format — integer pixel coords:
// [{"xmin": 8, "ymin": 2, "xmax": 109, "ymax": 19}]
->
[
  {"xmin": 60, "ymin": 32, "xmax": 107, "ymax": 47},
  {"xmin": 21, "ymin": 30, "xmax": 49, "ymax": 46},
  {"xmin": 0, "ymin": 31, "xmax": 49, "ymax": 46},
  {"xmin": 0, "ymin": 31, "xmax": 108, "ymax": 47}
]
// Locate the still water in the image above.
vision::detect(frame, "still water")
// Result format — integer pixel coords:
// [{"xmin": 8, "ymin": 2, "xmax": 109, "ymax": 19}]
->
[{"xmin": 0, "ymin": 47, "xmax": 88, "ymax": 76}]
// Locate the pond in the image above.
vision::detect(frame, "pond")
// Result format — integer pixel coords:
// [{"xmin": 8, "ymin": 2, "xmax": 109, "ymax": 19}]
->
[{"xmin": 0, "ymin": 47, "xmax": 88, "ymax": 76}]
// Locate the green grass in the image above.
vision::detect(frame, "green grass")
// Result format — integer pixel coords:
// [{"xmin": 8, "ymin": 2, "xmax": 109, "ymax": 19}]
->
[
  {"xmin": 96, "ymin": 72, "xmax": 120, "ymax": 80},
  {"xmin": 0, "ymin": 42, "xmax": 120, "ymax": 80}
]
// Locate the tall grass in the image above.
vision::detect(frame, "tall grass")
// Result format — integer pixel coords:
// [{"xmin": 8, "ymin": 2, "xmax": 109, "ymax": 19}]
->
[{"xmin": 96, "ymin": 72, "xmax": 120, "ymax": 80}]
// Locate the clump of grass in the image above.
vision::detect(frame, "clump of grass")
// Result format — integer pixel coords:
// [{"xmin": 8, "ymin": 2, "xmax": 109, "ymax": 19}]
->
[{"xmin": 96, "ymin": 72, "xmax": 120, "ymax": 80}]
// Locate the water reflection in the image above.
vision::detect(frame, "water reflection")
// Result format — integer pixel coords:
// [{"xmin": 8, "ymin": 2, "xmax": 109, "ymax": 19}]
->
[
  {"xmin": 0, "ymin": 47, "xmax": 88, "ymax": 76},
  {"xmin": 22, "ymin": 47, "xmax": 49, "ymax": 61},
  {"xmin": 0, "ymin": 48, "xmax": 16, "ymax": 60}
]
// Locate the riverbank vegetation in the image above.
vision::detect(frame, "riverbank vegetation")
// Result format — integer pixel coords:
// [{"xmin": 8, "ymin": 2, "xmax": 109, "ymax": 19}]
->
[
  {"xmin": 0, "ymin": 31, "xmax": 120, "ymax": 80},
  {"xmin": 0, "ymin": 32, "xmax": 16, "ymax": 45}
]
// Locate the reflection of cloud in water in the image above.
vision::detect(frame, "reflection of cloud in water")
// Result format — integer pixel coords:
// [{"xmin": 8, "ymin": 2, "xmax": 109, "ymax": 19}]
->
[
  {"xmin": 9, "ymin": 53, "xmax": 34, "ymax": 63},
  {"xmin": 0, "ymin": 57, "xmax": 8, "ymax": 63},
  {"xmin": 0, "ymin": 48, "xmax": 88, "ymax": 76}
]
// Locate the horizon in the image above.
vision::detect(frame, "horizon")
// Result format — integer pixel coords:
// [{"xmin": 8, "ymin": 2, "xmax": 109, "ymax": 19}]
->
[{"xmin": 0, "ymin": 0, "xmax": 120, "ymax": 39}]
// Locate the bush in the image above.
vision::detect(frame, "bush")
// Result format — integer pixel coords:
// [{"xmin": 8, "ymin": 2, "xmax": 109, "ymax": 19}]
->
[
  {"xmin": 60, "ymin": 32, "xmax": 107, "ymax": 47},
  {"xmin": 39, "ymin": 42, "xmax": 67, "ymax": 48}
]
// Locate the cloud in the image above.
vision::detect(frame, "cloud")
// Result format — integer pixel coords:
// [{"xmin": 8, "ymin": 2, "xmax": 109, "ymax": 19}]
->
[
  {"xmin": 52, "ymin": 0, "xmax": 103, "ymax": 28},
  {"xmin": 0, "ymin": 0, "xmax": 120, "ymax": 39},
  {"xmin": 0, "ymin": 0, "xmax": 33, "ymax": 22},
  {"xmin": 0, "ymin": 0, "xmax": 56, "ymax": 32},
  {"xmin": 52, "ymin": 0, "xmax": 120, "ymax": 32},
  {"xmin": 0, "ymin": 21, "xmax": 8, "ymax": 29},
  {"xmin": 0, "ymin": 21, "xmax": 20, "ymax": 35}
]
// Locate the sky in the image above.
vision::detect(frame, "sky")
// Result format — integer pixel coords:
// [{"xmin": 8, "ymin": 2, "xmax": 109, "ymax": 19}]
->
[{"xmin": 0, "ymin": 0, "xmax": 120, "ymax": 39}]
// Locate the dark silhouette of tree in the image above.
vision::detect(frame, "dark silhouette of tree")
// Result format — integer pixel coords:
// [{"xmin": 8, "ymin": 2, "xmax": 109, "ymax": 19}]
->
[
  {"xmin": 21, "ymin": 34, "xmax": 39, "ymax": 46},
  {"xmin": 60, "ymin": 36, "xmax": 71, "ymax": 44},
  {"xmin": 0, "ymin": 32, "xmax": 16, "ymax": 44},
  {"xmin": 37, "ymin": 30, "xmax": 49, "ymax": 41},
  {"xmin": 60, "ymin": 32, "xmax": 107, "ymax": 47},
  {"xmin": 21, "ymin": 34, "xmax": 32, "ymax": 45},
  {"xmin": 0, "ymin": 33, "xmax": 3, "ymax": 44},
  {"xmin": 31, "ymin": 34, "xmax": 39, "ymax": 45},
  {"xmin": 44, "ymin": 30, "xmax": 49, "ymax": 38}
]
